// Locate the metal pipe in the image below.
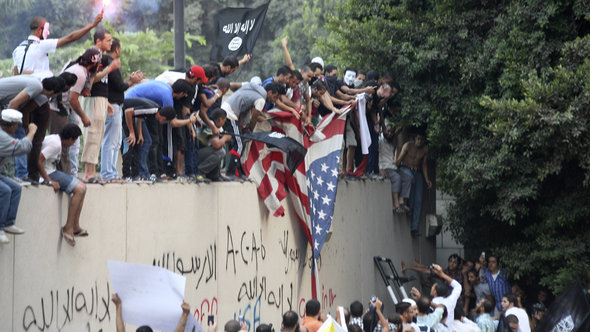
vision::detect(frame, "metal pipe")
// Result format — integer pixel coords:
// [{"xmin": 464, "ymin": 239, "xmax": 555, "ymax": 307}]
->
[{"xmin": 173, "ymin": 0, "xmax": 185, "ymax": 70}]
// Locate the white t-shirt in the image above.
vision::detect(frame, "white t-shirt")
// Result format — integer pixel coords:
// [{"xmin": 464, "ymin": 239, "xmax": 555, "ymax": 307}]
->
[
  {"xmin": 12, "ymin": 35, "xmax": 58, "ymax": 79},
  {"xmin": 40, "ymin": 134, "xmax": 62, "ymax": 175},
  {"xmin": 452, "ymin": 318, "xmax": 481, "ymax": 332},
  {"xmin": 155, "ymin": 70, "xmax": 185, "ymax": 86},
  {"xmin": 62, "ymin": 64, "xmax": 88, "ymax": 111},
  {"xmin": 505, "ymin": 307, "xmax": 531, "ymax": 332},
  {"xmin": 378, "ymin": 135, "xmax": 396, "ymax": 170},
  {"xmin": 432, "ymin": 279, "xmax": 463, "ymax": 332},
  {"xmin": 491, "ymin": 271, "xmax": 500, "ymax": 281}
]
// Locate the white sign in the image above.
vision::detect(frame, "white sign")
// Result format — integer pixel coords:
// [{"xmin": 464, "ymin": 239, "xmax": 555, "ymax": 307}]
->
[{"xmin": 108, "ymin": 261, "xmax": 201, "ymax": 332}]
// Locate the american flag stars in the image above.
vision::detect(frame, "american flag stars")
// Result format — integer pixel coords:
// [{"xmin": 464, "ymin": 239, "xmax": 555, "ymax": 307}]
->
[{"xmin": 307, "ymin": 149, "xmax": 341, "ymax": 257}]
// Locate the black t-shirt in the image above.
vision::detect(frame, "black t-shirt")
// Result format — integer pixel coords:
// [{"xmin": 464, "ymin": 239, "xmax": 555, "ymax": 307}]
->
[
  {"xmin": 323, "ymin": 75, "xmax": 339, "ymax": 97},
  {"xmin": 90, "ymin": 54, "xmax": 110, "ymax": 98},
  {"xmin": 106, "ymin": 54, "xmax": 130, "ymax": 104}
]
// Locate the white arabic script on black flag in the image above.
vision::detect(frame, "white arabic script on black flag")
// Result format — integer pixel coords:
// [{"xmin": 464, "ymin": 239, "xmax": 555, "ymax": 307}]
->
[
  {"xmin": 210, "ymin": 3, "xmax": 270, "ymax": 61},
  {"xmin": 533, "ymin": 279, "xmax": 590, "ymax": 332}
]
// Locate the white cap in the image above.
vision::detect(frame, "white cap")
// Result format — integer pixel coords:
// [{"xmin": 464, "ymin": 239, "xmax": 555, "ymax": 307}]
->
[
  {"xmin": 402, "ymin": 298, "xmax": 416, "ymax": 306},
  {"xmin": 1, "ymin": 109, "xmax": 22, "ymax": 123},
  {"xmin": 311, "ymin": 57, "xmax": 324, "ymax": 68}
]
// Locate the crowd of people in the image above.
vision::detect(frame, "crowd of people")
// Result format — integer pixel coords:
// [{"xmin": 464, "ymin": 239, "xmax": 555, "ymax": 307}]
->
[
  {"xmin": 0, "ymin": 14, "xmax": 432, "ymax": 244},
  {"xmin": 399, "ymin": 253, "xmax": 551, "ymax": 331},
  {"xmin": 110, "ymin": 255, "xmax": 548, "ymax": 332}
]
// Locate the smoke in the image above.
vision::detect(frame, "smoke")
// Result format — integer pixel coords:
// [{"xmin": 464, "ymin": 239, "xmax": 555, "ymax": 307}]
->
[
  {"xmin": 135, "ymin": 0, "xmax": 160, "ymax": 13},
  {"xmin": 116, "ymin": 0, "xmax": 163, "ymax": 32}
]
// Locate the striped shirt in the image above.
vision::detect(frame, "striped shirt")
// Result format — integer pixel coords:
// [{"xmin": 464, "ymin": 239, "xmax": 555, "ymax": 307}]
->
[{"xmin": 485, "ymin": 268, "xmax": 511, "ymax": 311}]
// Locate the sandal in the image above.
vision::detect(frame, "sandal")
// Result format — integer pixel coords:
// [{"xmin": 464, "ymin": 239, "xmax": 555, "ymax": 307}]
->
[
  {"xmin": 85, "ymin": 177, "xmax": 105, "ymax": 184},
  {"xmin": 74, "ymin": 229, "xmax": 89, "ymax": 237},
  {"xmin": 106, "ymin": 178, "xmax": 127, "ymax": 184},
  {"xmin": 62, "ymin": 228, "xmax": 76, "ymax": 246}
]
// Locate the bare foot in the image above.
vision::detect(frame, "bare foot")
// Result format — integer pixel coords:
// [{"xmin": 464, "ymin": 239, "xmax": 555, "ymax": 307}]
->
[{"xmin": 414, "ymin": 258, "xmax": 420, "ymax": 266}]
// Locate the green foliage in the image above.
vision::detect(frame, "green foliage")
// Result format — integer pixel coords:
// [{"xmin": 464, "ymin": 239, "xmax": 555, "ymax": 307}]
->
[
  {"xmin": 276, "ymin": 0, "xmax": 338, "ymax": 69},
  {"xmin": 325, "ymin": 0, "xmax": 590, "ymax": 294}
]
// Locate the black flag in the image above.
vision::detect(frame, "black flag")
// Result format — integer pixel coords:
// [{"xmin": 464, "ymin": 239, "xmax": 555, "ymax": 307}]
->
[
  {"xmin": 210, "ymin": 3, "xmax": 270, "ymax": 61},
  {"xmin": 534, "ymin": 279, "xmax": 590, "ymax": 332},
  {"xmin": 232, "ymin": 131, "xmax": 306, "ymax": 173}
]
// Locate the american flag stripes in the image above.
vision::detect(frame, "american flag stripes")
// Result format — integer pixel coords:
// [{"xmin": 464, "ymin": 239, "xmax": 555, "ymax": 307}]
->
[{"xmin": 241, "ymin": 106, "xmax": 352, "ymax": 298}]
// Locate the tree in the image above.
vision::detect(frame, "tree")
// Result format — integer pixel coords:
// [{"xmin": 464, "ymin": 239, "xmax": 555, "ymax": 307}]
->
[{"xmin": 323, "ymin": 0, "xmax": 590, "ymax": 293}]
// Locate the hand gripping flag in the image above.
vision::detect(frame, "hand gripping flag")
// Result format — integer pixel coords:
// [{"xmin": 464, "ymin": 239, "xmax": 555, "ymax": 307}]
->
[
  {"xmin": 306, "ymin": 108, "xmax": 350, "ymax": 298},
  {"xmin": 242, "ymin": 106, "xmax": 353, "ymax": 299}
]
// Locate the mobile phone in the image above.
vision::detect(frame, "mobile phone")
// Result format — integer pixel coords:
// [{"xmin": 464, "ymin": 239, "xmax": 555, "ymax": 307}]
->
[{"xmin": 208, "ymin": 315, "xmax": 214, "ymax": 325}]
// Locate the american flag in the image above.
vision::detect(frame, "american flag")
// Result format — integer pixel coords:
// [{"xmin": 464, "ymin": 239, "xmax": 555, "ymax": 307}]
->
[
  {"xmin": 306, "ymin": 112, "xmax": 348, "ymax": 258},
  {"xmin": 241, "ymin": 106, "xmax": 351, "ymax": 297},
  {"xmin": 305, "ymin": 110, "xmax": 349, "ymax": 298}
]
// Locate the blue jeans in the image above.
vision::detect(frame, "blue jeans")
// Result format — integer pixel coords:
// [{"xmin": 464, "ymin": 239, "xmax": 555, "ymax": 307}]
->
[
  {"xmin": 68, "ymin": 113, "xmax": 81, "ymax": 177},
  {"xmin": 14, "ymin": 125, "xmax": 28, "ymax": 179},
  {"xmin": 100, "ymin": 104, "xmax": 122, "ymax": 180},
  {"xmin": 184, "ymin": 130, "xmax": 199, "ymax": 176},
  {"xmin": 49, "ymin": 171, "xmax": 80, "ymax": 194},
  {"xmin": 0, "ymin": 174, "xmax": 21, "ymax": 230},
  {"xmin": 399, "ymin": 166, "xmax": 424, "ymax": 232},
  {"xmin": 139, "ymin": 120, "xmax": 152, "ymax": 178}
]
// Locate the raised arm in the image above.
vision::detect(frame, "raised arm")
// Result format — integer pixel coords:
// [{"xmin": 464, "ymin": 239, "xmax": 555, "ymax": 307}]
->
[
  {"xmin": 5, "ymin": 123, "xmax": 36, "ymax": 157},
  {"xmin": 432, "ymin": 264, "xmax": 462, "ymax": 301},
  {"xmin": 57, "ymin": 12, "xmax": 103, "ymax": 48},
  {"xmin": 281, "ymin": 37, "xmax": 295, "ymax": 71},
  {"xmin": 173, "ymin": 301, "xmax": 191, "ymax": 332},
  {"xmin": 111, "ymin": 293, "xmax": 126, "ymax": 332},
  {"xmin": 374, "ymin": 298, "xmax": 390, "ymax": 332},
  {"xmin": 238, "ymin": 54, "xmax": 252, "ymax": 67}
]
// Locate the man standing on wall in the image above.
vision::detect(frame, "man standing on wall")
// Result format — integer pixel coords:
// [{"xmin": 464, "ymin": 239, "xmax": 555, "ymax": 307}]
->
[
  {"xmin": 101, "ymin": 38, "xmax": 143, "ymax": 183},
  {"xmin": 12, "ymin": 13, "xmax": 103, "ymax": 77},
  {"xmin": 395, "ymin": 132, "xmax": 432, "ymax": 236},
  {"xmin": 82, "ymin": 29, "xmax": 121, "ymax": 183}
]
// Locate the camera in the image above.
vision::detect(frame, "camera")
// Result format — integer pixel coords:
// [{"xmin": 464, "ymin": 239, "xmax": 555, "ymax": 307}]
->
[{"xmin": 369, "ymin": 296, "xmax": 376, "ymax": 310}]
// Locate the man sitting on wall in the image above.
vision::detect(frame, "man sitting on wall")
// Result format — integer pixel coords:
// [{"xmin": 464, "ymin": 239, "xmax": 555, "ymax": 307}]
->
[
  {"xmin": 0, "ymin": 109, "xmax": 37, "ymax": 244},
  {"xmin": 38, "ymin": 123, "xmax": 86, "ymax": 247}
]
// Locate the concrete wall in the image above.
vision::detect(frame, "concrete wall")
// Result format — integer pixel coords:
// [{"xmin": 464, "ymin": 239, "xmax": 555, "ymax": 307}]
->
[
  {"xmin": 1, "ymin": 179, "xmax": 436, "ymax": 332},
  {"xmin": 434, "ymin": 190, "xmax": 463, "ymax": 266}
]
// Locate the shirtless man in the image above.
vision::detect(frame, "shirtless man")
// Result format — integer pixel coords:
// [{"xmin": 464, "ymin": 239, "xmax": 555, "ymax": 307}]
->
[{"xmin": 395, "ymin": 133, "xmax": 432, "ymax": 236}]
